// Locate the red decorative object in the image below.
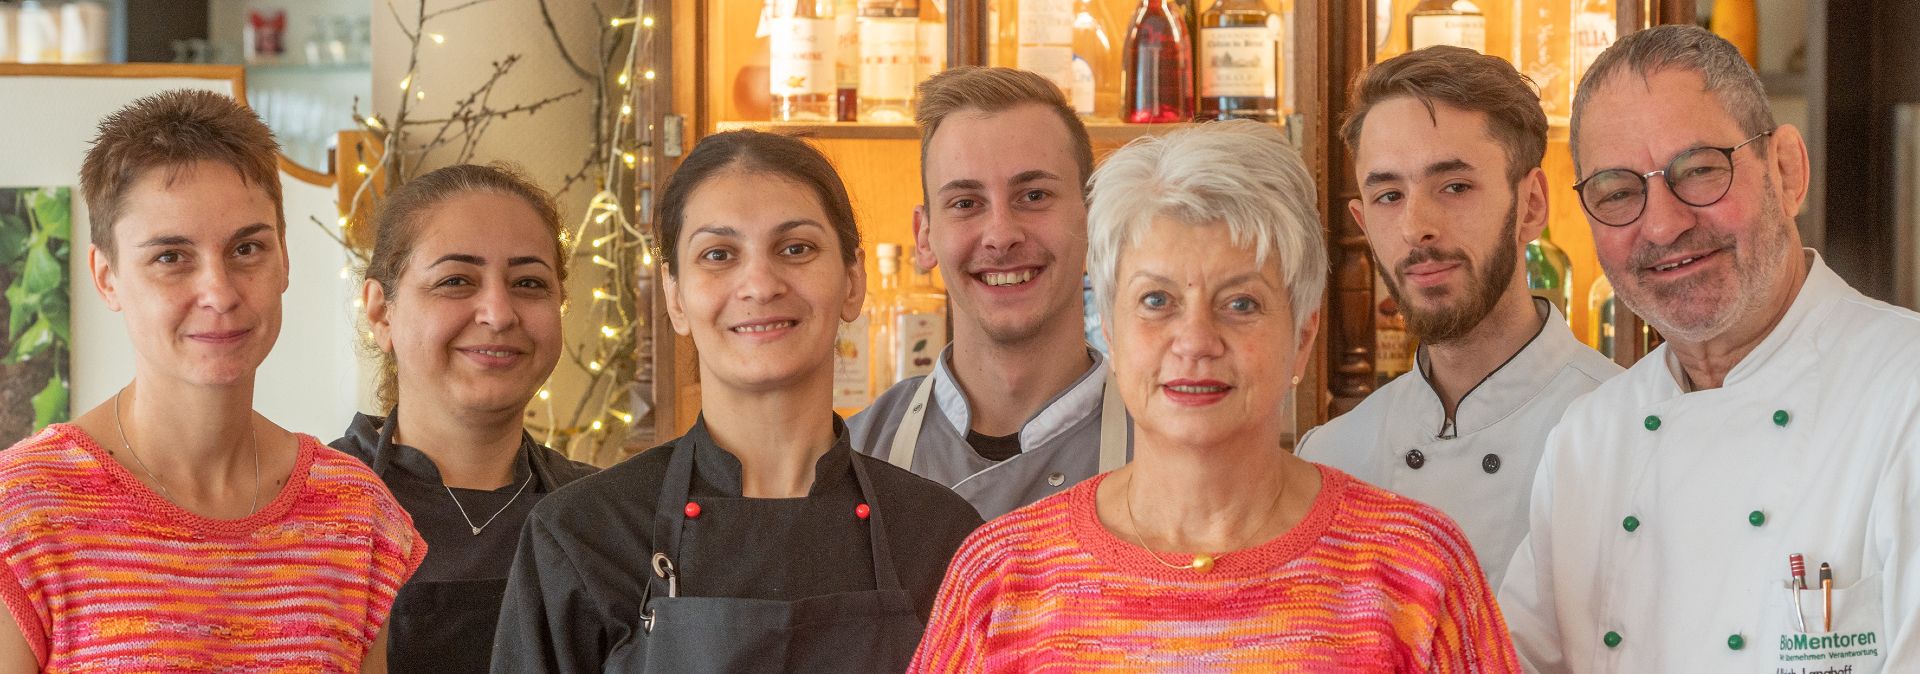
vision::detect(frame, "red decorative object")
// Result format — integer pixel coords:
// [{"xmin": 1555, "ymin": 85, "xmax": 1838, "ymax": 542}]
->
[
  {"xmin": 854, "ymin": 503, "xmax": 871, "ymax": 520},
  {"xmin": 684, "ymin": 502, "xmax": 702, "ymax": 519}
]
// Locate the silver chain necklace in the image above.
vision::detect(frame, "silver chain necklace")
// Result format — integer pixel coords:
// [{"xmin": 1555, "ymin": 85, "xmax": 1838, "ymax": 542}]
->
[
  {"xmin": 445, "ymin": 470, "xmax": 533, "ymax": 536},
  {"xmin": 113, "ymin": 388, "xmax": 261, "ymax": 515}
]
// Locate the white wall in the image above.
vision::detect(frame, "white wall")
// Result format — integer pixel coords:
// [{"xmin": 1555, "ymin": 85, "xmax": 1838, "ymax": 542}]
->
[{"xmin": 0, "ymin": 68, "xmax": 362, "ymax": 439}]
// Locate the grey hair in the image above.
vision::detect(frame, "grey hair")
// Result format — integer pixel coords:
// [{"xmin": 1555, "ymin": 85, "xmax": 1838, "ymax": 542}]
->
[
  {"xmin": 1570, "ymin": 24, "xmax": 1775, "ymax": 173},
  {"xmin": 1085, "ymin": 119, "xmax": 1327, "ymax": 328}
]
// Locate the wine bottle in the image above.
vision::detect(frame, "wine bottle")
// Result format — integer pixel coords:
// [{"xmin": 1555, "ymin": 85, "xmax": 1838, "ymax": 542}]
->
[
  {"xmin": 859, "ymin": 0, "xmax": 918, "ymax": 123},
  {"xmin": 1016, "ymin": 0, "xmax": 1077, "ymax": 96},
  {"xmin": 1071, "ymin": 0, "xmax": 1120, "ymax": 119},
  {"xmin": 1572, "ymin": 0, "xmax": 1617, "ymax": 105},
  {"xmin": 1587, "ymin": 273, "xmax": 1614, "ymax": 357},
  {"xmin": 1525, "ymin": 224, "xmax": 1573, "ymax": 317},
  {"xmin": 771, "ymin": 0, "xmax": 838, "ymax": 121},
  {"xmin": 916, "ymin": 0, "xmax": 947, "ymax": 87},
  {"xmin": 1197, "ymin": 0, "xmax": 1280, "ymax": 122},
  {"xmin": 1510, "ymin": 0, "xmax": 1570, "ymax": 122},
  {"xmin": 1122, "ymin": 0, "xmax": 1193, "ymax": 124}
]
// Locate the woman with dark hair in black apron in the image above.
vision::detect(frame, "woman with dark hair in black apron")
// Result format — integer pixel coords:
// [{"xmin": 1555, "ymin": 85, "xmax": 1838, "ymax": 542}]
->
[
  {"xmin": 490, "ymin": 130, "xmax": 983, "ymax": 673},
  {"xmin": 330, "ymin": 164, "xmax": 598, "ymax": 672}
]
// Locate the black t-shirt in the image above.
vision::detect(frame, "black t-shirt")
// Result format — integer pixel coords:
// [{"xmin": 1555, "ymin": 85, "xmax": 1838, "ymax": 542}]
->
[
  {"xmin": 965, "ymin": 430, "xmax": 1023, "ymax": 462},
  {"xmin": 490, "ymin": 416, "xmax": 984, "ymax": 672}
]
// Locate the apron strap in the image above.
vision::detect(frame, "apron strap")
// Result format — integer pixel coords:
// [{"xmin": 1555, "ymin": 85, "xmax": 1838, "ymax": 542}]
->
[
  {"xmin": 846, "ymin": 453, "xmax": 905, "ymax": 592},
  {"xmin": 646, "ymin": 435, "xmax": 700, "ymax": 601},
  {"xmin": 1097, "ymin": 372, "xmax": 1128, "ymax": 473},
  {"xmin": 370, "ymin": 411, "xmax": 402, "ymax": 477},
  {"xmin": 886, "ymin": 375, "xmax": 938, "ymax": 472}
]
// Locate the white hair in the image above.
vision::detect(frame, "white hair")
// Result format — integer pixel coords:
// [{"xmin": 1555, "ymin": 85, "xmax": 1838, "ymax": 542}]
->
[{"xmin": 1086, "ymin": 119, "xmax": 1327, "ymax": 328}]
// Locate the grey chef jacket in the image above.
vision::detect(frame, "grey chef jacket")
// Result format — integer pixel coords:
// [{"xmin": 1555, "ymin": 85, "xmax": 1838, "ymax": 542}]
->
[
  {"xmin": 1298, "ymin": 299, "xmax": 1620, "ymax": 586},
  {"xmin": 848, "ymin": 346, "xmax": 1130, "ymax": 520}
]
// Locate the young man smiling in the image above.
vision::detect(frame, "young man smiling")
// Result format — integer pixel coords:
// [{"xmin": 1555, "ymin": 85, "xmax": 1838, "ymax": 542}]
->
[
  {"xmin": 847, "ymin": 67, "xmax": 1128, "ymax": 520},
  {"xmin": 1297, "ymin": 46, "xmax": 1619, "ymax": 588}
]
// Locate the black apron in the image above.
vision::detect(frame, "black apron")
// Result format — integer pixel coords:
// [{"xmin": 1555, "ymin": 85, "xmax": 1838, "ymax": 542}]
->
[
  {"xmin": 610, "ymin": 438, "xmax": 926, "ymax": 673},
  {"xmin": 366, "ymin": 416, "xmax": 518, "ymax": 674}
]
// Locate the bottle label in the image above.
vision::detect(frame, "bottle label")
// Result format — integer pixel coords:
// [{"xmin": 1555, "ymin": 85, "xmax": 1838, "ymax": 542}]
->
[
  {"xmin": 917, "ymin": 18, "xmax": 946, "ymax": 83},
  {"xmin": 771, "ymin": 17, "xmax": 835, "ymax": 96},
  {"xmin": 833, "ymin": 316, "xmax": 872, "ymax": 409},
  {"xmin": 1574, "ymin": 11, "xmax": 1616, "ymax": 75},
  {"xmin": 893, "ymin": 312, "xmax": 945, "ymax": 381},
  {"xmin": 1409, "ymin": 14, "xmax": 1485, "ymax": 53},
  {"xmin": 1071, "ymin": 55, "xmax": 1095, "ymax": 115},
  {"xmin": 1017, "ymin": 0, "xmax": 1074, "ymax": 46},
  {"xmin": 1199, "ymin": 26, "xmax": 1276, "ymax": 98},
  {"xmin": 860, "ymin": 18, "xmax": 918, "ymax": 101}
]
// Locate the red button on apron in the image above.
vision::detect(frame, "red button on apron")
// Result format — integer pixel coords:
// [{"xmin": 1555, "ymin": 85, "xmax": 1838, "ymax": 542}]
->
[
  {"xmin": 854, "ymin": 503, "xmax": 870, "ymax": 520},
  {"xmin": 684, "ymin": 502, "xmax": 702, "ymax": 519}
]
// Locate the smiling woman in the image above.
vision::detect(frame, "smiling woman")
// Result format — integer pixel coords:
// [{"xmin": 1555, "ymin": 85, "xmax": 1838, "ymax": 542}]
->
[
  {"xmin": 491, "ymin": 130, "xmax": 982, "ymax": 673},
  {"xmin": 0, "ymin": 89, "xmax": 422, "ymax": 673},
  {"xmin": 327, "ymin": 163, "xmax": 598, "ymax": 672}
]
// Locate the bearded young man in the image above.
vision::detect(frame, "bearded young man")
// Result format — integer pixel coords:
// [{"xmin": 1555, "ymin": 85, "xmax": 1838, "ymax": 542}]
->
[{"xmin": 1296, "ymin": 46, "xmax": 1620, "ymax": 588}]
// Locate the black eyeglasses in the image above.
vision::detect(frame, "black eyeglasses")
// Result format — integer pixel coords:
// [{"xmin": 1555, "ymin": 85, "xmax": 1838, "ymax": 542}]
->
[{"xmin": 1572, "ymin": 129, "xmax": 1775, "ymax": 227}]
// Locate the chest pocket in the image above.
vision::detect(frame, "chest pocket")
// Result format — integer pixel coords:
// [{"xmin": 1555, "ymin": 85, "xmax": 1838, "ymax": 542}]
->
[{"xmin": 1762, "ymin": 574, "xmax": 1887, "ymax": 674}]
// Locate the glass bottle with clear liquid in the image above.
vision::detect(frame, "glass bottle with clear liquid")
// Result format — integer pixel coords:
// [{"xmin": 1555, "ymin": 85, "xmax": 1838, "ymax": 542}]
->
[
  {"xmin": 859, "ymin": 0, "xmax": 919, "ymax": 122},
  {"xmin": 771, "ymin": 0, "xmax": 838, "ymax": 121},
  {"xmin": 890, "ymin": 254, "xmax": 949, "ymax": 384}
]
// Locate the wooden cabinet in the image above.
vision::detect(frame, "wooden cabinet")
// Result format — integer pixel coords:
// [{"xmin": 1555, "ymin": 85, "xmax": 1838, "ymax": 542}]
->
[{"xmin": 636, "ymin": 0, "xmax": 1693, "ymax": 444}]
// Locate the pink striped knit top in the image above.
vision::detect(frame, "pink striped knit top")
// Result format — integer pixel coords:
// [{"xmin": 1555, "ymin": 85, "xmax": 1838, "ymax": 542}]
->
[
  {"xmin": 910, "ymin": 465, "xmax": 1520, "ymax": 673},
  {"xmin": 0, "ymin": 424, "xmax": 426, "ymax": 672}
]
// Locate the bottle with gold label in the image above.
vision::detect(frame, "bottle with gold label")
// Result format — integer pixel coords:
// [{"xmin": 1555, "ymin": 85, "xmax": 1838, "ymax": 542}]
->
[
  {"xmin": 1406, "ymin": 0, "xmax": 1485, "ymax": 53},
  {"xmin": 1525, "ymin": 223, "xmax": 1573, "ymax": 317},
  {"xmin": 1197, "ymin": 0, "xmax": 1280, "ymax": 122}
]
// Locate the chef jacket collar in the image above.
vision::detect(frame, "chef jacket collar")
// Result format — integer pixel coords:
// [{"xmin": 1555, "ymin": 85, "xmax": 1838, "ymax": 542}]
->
[
  {"xmin": 929, "ymin": 344, "xmax": 1109, "ymax": 450},
  {"xmin": 683, "ymin": 414, "xmax": 856, "ymax": 497},
  {"xmin": 1413, "ymin": 297, "xmax": 1585, "ymax": 438},
  {"xmin": 1661, "ymin": 248, "xmax": 1839, "ymax": 393},
  {"xmin": 351, "ymin": 409, "xmax": 543, "ymax": 491}
]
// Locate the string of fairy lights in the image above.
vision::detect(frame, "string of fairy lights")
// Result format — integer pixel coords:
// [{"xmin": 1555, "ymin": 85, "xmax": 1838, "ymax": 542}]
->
[{"xmin": 318, "ymin": 1, "xmax": 660, "ymax": 463}]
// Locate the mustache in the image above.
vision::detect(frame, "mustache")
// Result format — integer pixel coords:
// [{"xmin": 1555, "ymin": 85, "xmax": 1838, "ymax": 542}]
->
[
  {"xmin": 1395, "ymin": 246, "xmax": 1471, "ymax": 276},
  {"xmin": 1627, "ymin": 228, "xmax": 1737, "ymax": 270}
]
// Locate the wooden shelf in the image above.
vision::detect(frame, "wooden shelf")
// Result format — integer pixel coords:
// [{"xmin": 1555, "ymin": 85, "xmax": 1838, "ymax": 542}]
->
[{"xmin": 712, "ymin": 120, "xmax": 919, "ymax": 139}]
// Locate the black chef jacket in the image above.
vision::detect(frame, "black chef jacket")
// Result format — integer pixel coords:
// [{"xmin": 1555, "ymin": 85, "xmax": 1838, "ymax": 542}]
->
[
  {"xmin": 332, "ymin": 411, "xmax": 598, "ymax": 673},
  {"xmin": 488, "ymin": 415, "xmax": 983, "ymax": 673}
]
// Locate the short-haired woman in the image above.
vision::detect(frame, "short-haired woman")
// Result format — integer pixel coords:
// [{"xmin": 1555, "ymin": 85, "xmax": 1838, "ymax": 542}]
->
[
  {"xmin": 0, "ymin": 90, "xmax": 421, "ymax": 671},
  {"xmin": 491, "ymin": 130, "xmax": 982, "ymax": 672},
  {"xmin": 912, "ymin": 121, "xmax": 1520, "ymax": 672},
  {"xmin": 330, "ymin": 164, "xmax": 597, "ymax": 671}
]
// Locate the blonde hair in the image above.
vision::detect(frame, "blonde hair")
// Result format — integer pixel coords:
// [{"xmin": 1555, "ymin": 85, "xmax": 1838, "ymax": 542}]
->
[{"xmin": 913, "ymin": 66, "xmax": 1094, "ymax": 201}]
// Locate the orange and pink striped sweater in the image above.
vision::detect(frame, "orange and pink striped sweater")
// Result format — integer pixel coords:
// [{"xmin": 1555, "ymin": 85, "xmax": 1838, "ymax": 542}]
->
[
  {"xmin": 0, "ymin": 424, "xmax": 426, "ymax": 672},
  {"xmin": 910, "ymin": 465, "xmax": 1521, "ymax": 673}
]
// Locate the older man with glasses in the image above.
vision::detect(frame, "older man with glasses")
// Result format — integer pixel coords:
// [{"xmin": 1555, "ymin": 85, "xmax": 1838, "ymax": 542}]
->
[{"xmin": 1497, "ymin": 25, "xmax": 1920, "ymax": 673}]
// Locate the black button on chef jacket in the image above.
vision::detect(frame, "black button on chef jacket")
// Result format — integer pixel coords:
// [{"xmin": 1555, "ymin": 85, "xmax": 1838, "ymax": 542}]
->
[
  {"xmin": 488, "ymin": 415, "xmax": 983, "ymax": 673},
  {"xmin": 331, "ymin": 411, "xmax": 598, "ymax": 673}
]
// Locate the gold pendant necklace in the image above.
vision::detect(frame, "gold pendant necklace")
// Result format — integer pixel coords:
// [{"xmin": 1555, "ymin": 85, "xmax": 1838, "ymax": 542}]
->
[{"xmin": 1121, "ymin": 469, "xmax": 1288, "ymax": 573}]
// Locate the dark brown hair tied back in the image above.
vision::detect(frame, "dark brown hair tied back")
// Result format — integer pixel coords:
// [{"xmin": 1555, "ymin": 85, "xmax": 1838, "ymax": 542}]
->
[{"xmin": 652, "ymin": 129, "xmax": 861, "ymax": 277}]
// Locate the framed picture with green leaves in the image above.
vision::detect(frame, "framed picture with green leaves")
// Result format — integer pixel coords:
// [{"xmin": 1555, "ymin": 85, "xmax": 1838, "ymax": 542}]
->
[{"xmin": 0, "ymin": 186, "xmax": 71, "ymax": 444}]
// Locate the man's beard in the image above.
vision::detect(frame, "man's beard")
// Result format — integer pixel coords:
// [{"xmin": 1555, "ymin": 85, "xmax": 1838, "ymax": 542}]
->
[
  {"xmin": 1599, "ymin": 187, "xmax": 1796, "ymax": 344},
  {"xmin": 1375, "ymin": 199, "xmax": 1519, "ymax": 345}
]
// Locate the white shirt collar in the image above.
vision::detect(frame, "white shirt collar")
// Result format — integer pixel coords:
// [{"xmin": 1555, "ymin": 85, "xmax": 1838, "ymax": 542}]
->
[
  {"xmin": 929, "ymin": 345, "xmax": 1110, "ymax": 448},
  {"xmin": 1662, "ymin": 248, "xmax": 1841, "ymax": 390}
]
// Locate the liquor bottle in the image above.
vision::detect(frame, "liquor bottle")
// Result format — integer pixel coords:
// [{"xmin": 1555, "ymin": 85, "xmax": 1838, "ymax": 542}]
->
[
  {"xmin": 1587, "ymin": 273, "xmax": 1614, "ymax": 357},
  {"xmin": 1709, "ymin": 0, "xmax": 1757, "ymax": 69},
  {"xmin": 1197, "ymin": 0, "xmax": 1280, "ymax": 122},
  {"xmin": 1525, "ymin": 224, "xmax": 1573, "ymax": 317},
  {"xmin": 1406, "ymin": 0, "xmax": 1485, "ymax": 53},
  {"xmin": 1071, "ymin": 0, "xmax": 1120, "ymax": 119},
  {"xmin": 833, "ymin": 315, "xmax": 873, "ymax": 413},
  {"xmin": 1122, "ymin": 0, "xmax": 1193, "ymax": 124},
  {"xmin": 869, "ymin": 244, "xmax": 903, "ymax": 390},
  {"xmin": 1010, "ymin": 0, "xmax": 1076, "ymax": 96},
  {"xmin": 1510, "ymin": 0, "xmax": 1570, "ymax": 122},
  {"xmin": 859, "ymin": 0, "xmax": 918, "ymax": 123},
  {"xmin": 1373, "ymin": 275, "xmax": 1415, "ymax": 386},
  {"xmin": 891, "ymin": 261, "xmax": 949, "ymax": 383},
  {"xmin": 1373, "ymin": 0, "xmax": 1416, "ymax": 63},
  {"xmin": 1571, "ymin": 0, "xmax": 1616, "ymax": 104},
  {"xmin": 916, "ymin": 0, "xmax": 946, "ymax": 87},
  {"xmin": 835, "ymin": 0, "xmax": 860, "ymax": 121},
  {"xmin": 770, "ymin": 0, "xmax": 837, "ymax": 121}
]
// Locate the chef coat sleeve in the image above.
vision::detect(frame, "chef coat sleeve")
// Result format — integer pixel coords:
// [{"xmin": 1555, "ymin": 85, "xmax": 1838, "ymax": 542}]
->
[
  {"xmin": 1497, "ymin": 424, "xmax": 1570, "ymax": 674},
  {"xmin": 1425, "ymin": 513, "xmax": 1523, "ymax": 673},
  {"xmin": 906, "ymin": 530, "xmax": 1001, "ymax": 673},
  {"xmin": 490, "ymin": 511, "xmax": 604, "ymax": 674},
  {"xmin": 1873, "ymin": 401, "xmax": 1920, "ymax": 665}
]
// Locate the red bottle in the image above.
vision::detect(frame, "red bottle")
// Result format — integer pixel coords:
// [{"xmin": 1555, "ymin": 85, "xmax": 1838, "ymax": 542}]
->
[{"xmin": 1122, "ymin": 0, "xmax": 1194, "ymax": 124}]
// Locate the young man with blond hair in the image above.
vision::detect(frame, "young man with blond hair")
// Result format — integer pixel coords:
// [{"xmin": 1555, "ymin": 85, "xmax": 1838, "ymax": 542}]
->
[{"xmin": 848, "ymin": 67, "xmax": 1128, "ymax": 520}]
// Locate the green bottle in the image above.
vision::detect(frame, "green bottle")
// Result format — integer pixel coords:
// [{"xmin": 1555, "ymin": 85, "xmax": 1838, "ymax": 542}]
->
[{"xmin": 1526, "ymin": 224, "xmax": 1573, "ymax": 318}]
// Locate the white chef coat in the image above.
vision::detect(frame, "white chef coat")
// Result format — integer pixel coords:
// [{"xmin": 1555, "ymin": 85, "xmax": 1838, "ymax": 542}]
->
[
  {"xmin": 847, "ymin": 346, "xmax": 1131, "ymax": 520},
  {"xmin": 1498, "ymin": 251, "xmax": 1920, "ymax": 673},
  {"xmin": 1298, "ymin": 299, "xmax": 1620, "ymax": 587}
]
